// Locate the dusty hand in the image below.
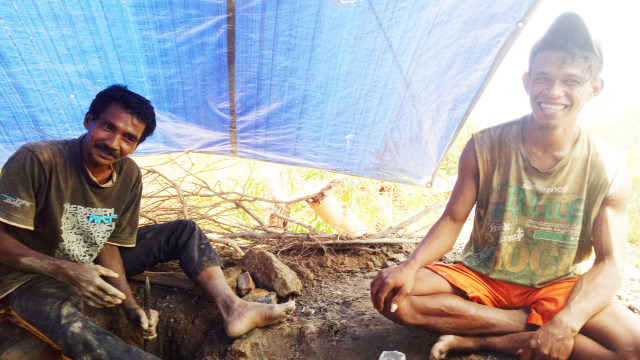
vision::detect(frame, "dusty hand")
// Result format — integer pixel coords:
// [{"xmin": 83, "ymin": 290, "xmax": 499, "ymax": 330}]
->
[
  {"xmin": 519, "ymin": 322, "xmax": 575, "ymax": 360},
  {"xmin": 370, "ymin": 262, "xmax": 417, "ymax": 313},
  {"xmin": 125, "ymin": 306, "xmax": 159, "ymax": 340},
  {"xmin": 56, "ymin": 262, "xmax": 126, "ymax": 307}
]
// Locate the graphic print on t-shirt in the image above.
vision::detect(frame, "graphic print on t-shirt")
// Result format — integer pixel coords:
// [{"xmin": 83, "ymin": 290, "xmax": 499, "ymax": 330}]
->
[
  {"xmin": 1, "ymin": 193, "xmax": 32, "ymax": 208},
  {"xmin": 57, "ymin": 203, "xmax": 118, "ymax": 263},
  {"xmin": 487, "ymin": 182, "xmax": 583, "ymax": 278}
]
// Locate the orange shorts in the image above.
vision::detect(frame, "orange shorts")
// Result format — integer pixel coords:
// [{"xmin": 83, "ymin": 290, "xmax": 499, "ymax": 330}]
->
[{"xmin": 428, "ymin": 263, "xmax": 577, "ymax": 326}]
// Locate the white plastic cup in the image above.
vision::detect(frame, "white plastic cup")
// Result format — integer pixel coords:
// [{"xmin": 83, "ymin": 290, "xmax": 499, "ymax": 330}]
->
[{"xmin": 378, "ymin": 350, "xmax": 406, "ymax": 360}]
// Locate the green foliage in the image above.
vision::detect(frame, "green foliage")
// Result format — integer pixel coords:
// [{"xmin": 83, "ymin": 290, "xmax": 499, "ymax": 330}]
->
[{"xmin": 437, "ymin": 122, "xmax": 476, "ymax": 178}]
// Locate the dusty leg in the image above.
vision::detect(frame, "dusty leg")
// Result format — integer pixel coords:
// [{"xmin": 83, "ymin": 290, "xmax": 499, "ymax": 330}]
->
[
  {"xmin": 126, "ymin": 221, "xmax": 295, "ymax": 338},
  {"xmin": 391, "ymin": 293, "xmax": 532, "ymax": 335},
  {"xmin": 196, "ymin": 266, "xmax": 295, "ymax": 338},
  {"xmin": 380, "ymin": 268, "xmax": 531, "ymax": 335},
  {"xmin": 429, "ymin": 334, "xmax": 485, "ymax": 360},
  {"xmin": 431, "ymin": 332, "xmax": 555, "ymax": 360},
  {"xmin": 428, "ymin": 306, "xmax": 640, "ymax": 360},
  {"xmin": 429, "ymin": 333, "xmax": 531, "ymax": 360},
  {"xmin": 577, "ymin": 302, "xmax": 640, "ymax": 359},
  {"xmin": 429, "ymin": 332, "xmax": 623, "ymax": 360}
]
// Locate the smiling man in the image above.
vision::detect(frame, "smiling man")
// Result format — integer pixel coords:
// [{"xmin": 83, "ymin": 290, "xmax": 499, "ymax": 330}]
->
[
  {"xmin": 370, "ymin": 12, "xmax": 640, "ymax": 359},
  {"xmin": 0, "ymin": 85, "xmax": 294, "ymax": 359}
]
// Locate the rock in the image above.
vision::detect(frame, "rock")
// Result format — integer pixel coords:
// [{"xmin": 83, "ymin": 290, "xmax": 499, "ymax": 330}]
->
[
  {"xmin": 228, "ymin": 339, "xmax": 252, "ymax": 360},
  {"xmin": 302, "ymin": 307, "xmax": 314, "ymax": 316},
  {"xmin": 371, "ymin": 257, "xmax": 384, "ymax": 268},
  {"xmin": 229, "ymin": 326, "xmax": 297, "ymax": 360},
  {"xmin": 299, "ymin": 323, "xmax": 317, "ymax": 339},
  {"xmin": 242, "ymin": 288, "xmax": 277, "ymax": 304},
  {"xmin": 236, "ymin": 271, "xmax": 255, "ymax": 297},
  {"xmin": 288, "ymin": 262, "xmax": 314, "ymax": 281},
  {"xmin": 390, "ymin": 253, "xmax": 407, "ymax": 262},
  {"xmin": 366, "ymin": 261, "xmax": 375, "ymax": 271},
  {"xmin": 239, "ymin": 249, "xmax": 302, "ymax": 297},
  {"xmin": 223, "ymin": 266, "xmax": 243, "ymax": 294},
  {"xmin": 319, "ymin": 255, "xmax": 333, "ymax": 268}
]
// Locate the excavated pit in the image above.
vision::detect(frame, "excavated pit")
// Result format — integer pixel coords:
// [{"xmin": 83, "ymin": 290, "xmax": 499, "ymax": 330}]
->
[{"xmin": 81, "ymin": 246, "xmax": 515, "ymax": 360}]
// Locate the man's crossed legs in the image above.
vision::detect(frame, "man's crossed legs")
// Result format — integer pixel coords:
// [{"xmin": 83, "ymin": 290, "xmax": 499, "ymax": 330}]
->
[{"xmin": 374, "ymin": 263, "xmax": 640, "ymax": 359}]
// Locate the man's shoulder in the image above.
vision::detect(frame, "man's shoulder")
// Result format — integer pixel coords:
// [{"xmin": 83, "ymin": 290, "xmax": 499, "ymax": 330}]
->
[
  {"xmin": 472, "ymin": 116, "xmax": 526, "ymax": 153},
  {"xmin": 19, "ymin": 138, "xmax": 78, "ymax": 163},
  {"xmin": 22, "ymin": 138, "xmax": 76, "ymax": 151},
  {"xmin": 474, "ymin": 116, "xmax": 524, "ymax": 138},
  {"xmin": 113, "ymin": 156, "xmax": 142, "ymax": 186}
]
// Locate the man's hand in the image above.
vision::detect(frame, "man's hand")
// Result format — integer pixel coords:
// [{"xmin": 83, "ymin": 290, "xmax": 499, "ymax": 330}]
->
[
  {"xmin": 124, "ymin": 306, "xmax": 159, "ymax": 340},
  {"xmin": 519, "ymin": 321, "xmax": 576, "ymax": 360},
  {"xmin": 55, "ymin": 262, "xmax": 127, "ymax": 307},
  {"xmin": 370, "ymin": 262, "xmax": 417, "ymax": 313}
]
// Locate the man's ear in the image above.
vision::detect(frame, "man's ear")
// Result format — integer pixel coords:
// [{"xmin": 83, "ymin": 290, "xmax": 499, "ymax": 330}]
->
[
  {"xmin": 83, "ymin": 112, "xmax": 94, "ymax": 130},
  {"xmin": 589, "ymin": 77, "xmax": 604, "ymax": 100},
  {"xmin": 522, "ymin": 72, "xmax": 531, "ymax": 95}
]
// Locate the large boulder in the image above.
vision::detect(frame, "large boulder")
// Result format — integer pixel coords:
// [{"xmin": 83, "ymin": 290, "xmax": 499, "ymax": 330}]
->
[{"xmin": 239, "ymin": 249, "xmax": 302, "ymax": 297}]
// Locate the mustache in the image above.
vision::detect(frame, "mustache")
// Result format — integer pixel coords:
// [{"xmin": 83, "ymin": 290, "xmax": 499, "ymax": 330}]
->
[{"xmin": 94, "ymin": 143, "xmax": 119, "ymax": 158}]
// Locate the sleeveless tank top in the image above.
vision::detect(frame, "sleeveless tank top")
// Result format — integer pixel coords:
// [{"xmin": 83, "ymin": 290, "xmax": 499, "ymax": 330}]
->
[{"xmin": 458, "ymin": 116, "xmax": 623, "ymax": 287}]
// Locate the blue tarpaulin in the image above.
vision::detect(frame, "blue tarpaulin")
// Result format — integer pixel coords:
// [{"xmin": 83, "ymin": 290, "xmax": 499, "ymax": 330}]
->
[{"xmin": 0, "ymin": 0, "xmax": 539, "ymax": 185}]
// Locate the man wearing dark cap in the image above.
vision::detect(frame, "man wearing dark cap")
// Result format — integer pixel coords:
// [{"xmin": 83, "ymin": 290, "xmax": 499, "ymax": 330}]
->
[{"xmin": 371, "ymin": 12, "xmax": 640, "ymax": 359}]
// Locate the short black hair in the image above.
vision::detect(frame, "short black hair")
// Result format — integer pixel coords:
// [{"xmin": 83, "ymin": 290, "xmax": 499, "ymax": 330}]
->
[
  {"xmin": 528, "ymin": 12, "xmax": 603, "ymax": 79},
  {"xmin": 88, "ymin": 84, "xmax": 156, "ymax": 144}
]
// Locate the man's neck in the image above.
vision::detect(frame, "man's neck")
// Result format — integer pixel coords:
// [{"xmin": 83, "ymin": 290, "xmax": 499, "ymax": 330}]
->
[
  {"xmin": 86, "ymin": 165, "xmax": 115, "ymax": 185},
  {"xmin": 79, "ymin": 136, "xmax": 114, "ymax": 185},
  {"xmin": 522, "ymin": 116, "xmax": 580, "ymax": 171}
]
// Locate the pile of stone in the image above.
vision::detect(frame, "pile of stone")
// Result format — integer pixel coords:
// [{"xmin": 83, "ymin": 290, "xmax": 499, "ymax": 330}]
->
[{"xmin": 224, "ymin": 248, "xmax": 302, "ymax": 304}]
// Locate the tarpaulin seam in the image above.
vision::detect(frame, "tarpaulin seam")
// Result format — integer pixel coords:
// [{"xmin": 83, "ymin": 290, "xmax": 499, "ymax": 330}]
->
[{"xmin": 226, "ymin": 0, "xmax": 238, "ymax": 155}]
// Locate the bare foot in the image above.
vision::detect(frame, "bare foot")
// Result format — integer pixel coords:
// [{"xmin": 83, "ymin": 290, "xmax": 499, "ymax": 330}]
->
[
  {"xmin": 430, "ymin": 334, "xmax": 481, "ymax": 360},
  {"xmin": 223, "ymin": 300, "xmax": 295, "ymax": 338}
]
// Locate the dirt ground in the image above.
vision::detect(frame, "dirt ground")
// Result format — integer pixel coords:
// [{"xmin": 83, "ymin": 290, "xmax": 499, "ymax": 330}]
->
[
  {"xmin": 2, "ymin": 227, "xmax": 639, "ymax": 360},
  {"xmin": 88, "ymin": 243, "xmax": 519, "ymax": 360}
]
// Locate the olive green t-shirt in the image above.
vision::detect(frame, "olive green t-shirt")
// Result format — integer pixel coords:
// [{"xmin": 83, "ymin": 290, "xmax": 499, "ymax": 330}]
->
[
  {"xmin": 458, "ymin": 116, "xmax": 623, "ymax": 287},
  {"xmin": 0, "ymin": 136, "xmax": 142, "ymax": 298}
]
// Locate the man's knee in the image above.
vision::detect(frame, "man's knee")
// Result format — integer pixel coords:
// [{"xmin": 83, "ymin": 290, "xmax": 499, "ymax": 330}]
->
[
  {"xmin": 172, "ymin": 219, "xmax": 200, "ymax": 232},
  {"xmin": 10, "ymin": 277, "xmax": 75, "ymax": 317},
  {"xmin": 376, "ymin": 294, "xmax": 449, "ymax": 330},
  {"xmin": 581, "ymin": 302, "xmax": 640, "ymax": 354}
]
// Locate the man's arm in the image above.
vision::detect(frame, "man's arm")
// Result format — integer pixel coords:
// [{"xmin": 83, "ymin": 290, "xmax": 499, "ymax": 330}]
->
[
  {"xmin": 371, "ymin": 138, "xmax": 480, "ymax": 312},
  {"xmin": 95, "ymin": 244, "xmax": 158, "ymax": 340},
  {"xmin": 521, "ymin": 165, "xmax": 632, "ymax": 359},
  {"xmin": 0, "ymin": 222, "xmax": 126, "ymax": 307}
]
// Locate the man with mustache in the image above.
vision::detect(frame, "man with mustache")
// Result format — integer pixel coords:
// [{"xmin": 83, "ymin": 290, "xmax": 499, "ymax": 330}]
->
[
  {"xmin": 371, "ymin": 12, "xmax": 640, "ymax": 359},
  {"xmin": 0, "ymin": 85, "xmax": 295, "ymax": 359}
]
